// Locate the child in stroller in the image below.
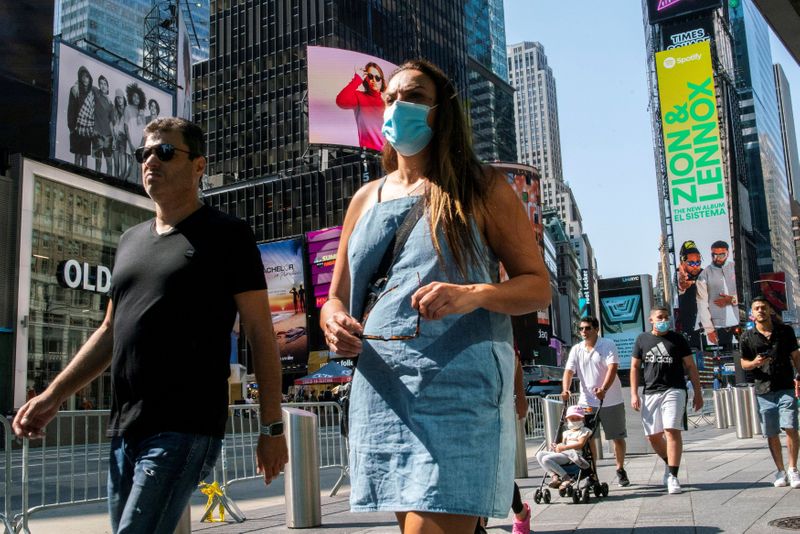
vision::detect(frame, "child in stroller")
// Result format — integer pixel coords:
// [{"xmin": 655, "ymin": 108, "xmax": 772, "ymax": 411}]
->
[{"xmin": 533, "ymin": 405, "xmax": 609, "ymax": 504}]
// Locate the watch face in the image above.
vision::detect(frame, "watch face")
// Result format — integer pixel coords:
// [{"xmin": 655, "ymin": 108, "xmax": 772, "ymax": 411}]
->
[{"xmin": 269, "ymin": 422, "xmax": 284, "ymax": 435}]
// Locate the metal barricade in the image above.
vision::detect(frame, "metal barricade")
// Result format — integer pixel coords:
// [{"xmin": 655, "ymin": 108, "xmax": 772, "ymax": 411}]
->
[
  {"xmin": 14, "ymin": 410, "xmax": 110, "ymax": 533},
  {"xmin": 687, "ymin": 388, "xmax": 715, "ymax": 427},
  {"xmin": 523, "ymin": 396, "xmax": 544, "ymax": 440},
  {"xmin": 11, "ymin": 401, "xmax": 347, "ymax": 528},
  {"xmin": 1, "ymin": 416, "xmax": 14, "ymax": 534}
]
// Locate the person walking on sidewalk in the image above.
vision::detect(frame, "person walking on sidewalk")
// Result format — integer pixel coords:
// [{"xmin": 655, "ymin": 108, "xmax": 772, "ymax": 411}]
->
[
  {"xmin": 630, "ymin": 306, "xmax": 703, "ymax": 494},
  {"xmin": 562, "ymin": 316, "xmax": 629, "ymax": 487},
  {"xmin": 12, "ymin": 118, "xmax": 288, "ymax": 534},
  {"xmin": 739, "ymin": 296, "xmax": 800, "ymax": 489}
]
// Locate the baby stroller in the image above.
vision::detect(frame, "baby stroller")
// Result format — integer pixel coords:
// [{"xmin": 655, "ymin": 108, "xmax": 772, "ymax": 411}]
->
[{"xmin": 533, "ymin": 402, "xmax": 609, "ymax": 505}]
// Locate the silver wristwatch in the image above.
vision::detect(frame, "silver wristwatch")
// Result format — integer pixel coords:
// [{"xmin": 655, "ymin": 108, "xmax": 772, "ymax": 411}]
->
[{"xmin": 259, "ymin": 420, "xmax": 285, "ymax": 437}]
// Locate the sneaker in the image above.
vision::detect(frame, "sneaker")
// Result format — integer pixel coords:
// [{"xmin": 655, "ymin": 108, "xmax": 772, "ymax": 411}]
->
[
  {"xmin": 774, "ymin": 470, "xmax": 788, "ymax": 487},
  {"xmin": 617, "ymin": 468, "xmax": 630, "ymax": 487},
  {"xmin": 667, "ymin": 474, "xmax": 682, "ymax": 494},
  {"xmin": 511, "ymin": 503, "xmax": 531, "ymax": 534},
  {"xmin": 786, "ymin": 468, "xmax": 800, "ymax": 489}
]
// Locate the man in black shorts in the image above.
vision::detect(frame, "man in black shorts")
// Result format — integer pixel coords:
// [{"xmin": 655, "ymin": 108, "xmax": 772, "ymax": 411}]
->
[
  {"xmin": 631, "ymin": 306, "xmax": 703, "ymax": 494},
  {"xmin": 13, "ymin": 118, "xmax": 288, "ymax": 533}
]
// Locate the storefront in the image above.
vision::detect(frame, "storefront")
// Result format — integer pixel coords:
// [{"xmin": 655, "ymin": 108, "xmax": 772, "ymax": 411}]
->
[{"xmin": 10, "ymin": 157, "xmax": 153, "ymax": 410}]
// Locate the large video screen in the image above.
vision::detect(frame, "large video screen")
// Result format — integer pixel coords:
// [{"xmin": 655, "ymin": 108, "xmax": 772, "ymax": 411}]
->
[
  {"xmin": 306, "ymin": 226, "xmax": 342, "ymax": 310},
  {"xmin": 656, "ymin": 41, "xmax": 739, "ymax": 349},
  {"xmin": 52, "ymin": 41, "xmax": 174, "ymax": 187},
  {"xmin": 599, "ymin": 276, "xmax": 647, "ymax": 370},
  {"xmin": 307, "ymin": 46, "xmax": 398, "ymax": 151},
  {"xmin": 647, "ymin": 0, "xmax": 721, "ymax": 25},
  {"xmin": 258, "ymin": 238, "xmax": 308, "ymax": 369}
]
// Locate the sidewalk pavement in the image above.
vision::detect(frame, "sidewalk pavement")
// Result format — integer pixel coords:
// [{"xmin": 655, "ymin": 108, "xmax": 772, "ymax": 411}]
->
[{"xmin": 25, "ymin": 424, "xmax": 800, "ymax": 533}]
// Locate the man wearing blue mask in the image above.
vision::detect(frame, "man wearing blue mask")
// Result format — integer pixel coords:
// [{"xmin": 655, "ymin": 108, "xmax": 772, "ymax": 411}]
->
[{"xmin": 630, "ymin": 306, "xmax": 703, "ymax": 495}]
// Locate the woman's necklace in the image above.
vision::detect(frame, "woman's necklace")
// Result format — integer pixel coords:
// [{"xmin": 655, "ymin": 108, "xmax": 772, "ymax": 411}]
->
[{"xmin": 405, "ymin": 179, "xmax": 427, "ymax": 196}]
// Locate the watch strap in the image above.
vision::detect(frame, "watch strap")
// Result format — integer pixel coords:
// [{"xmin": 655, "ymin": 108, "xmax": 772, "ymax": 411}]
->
[{"xmin": 260, "ymin": 420, "xmax": 284, "ymax": 437}]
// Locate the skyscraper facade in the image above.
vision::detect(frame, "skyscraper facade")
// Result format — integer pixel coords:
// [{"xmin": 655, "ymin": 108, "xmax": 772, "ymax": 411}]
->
[
  {"xmin": 465, "ymin": 0, "xmax": 516, "ymax": 162},
  {"xmin": 506, "ymin": 41, "xmax": 564, "ymax": 201},
  {"xmin": 56, "ymin": 0, "xmax": 153, "ymax": 74},
  {"xmin": 180, "ymin": 0, "xmax": 210, "ymax": 62},
  {"xmin": 196, "ymin": 0, "xmax": 469, "ymax": 186},
  {"xmin": 774, "ymin": 63, "xmax": 800, "ymax": 203},
  {"xmin": 730, "ymin": 0, "xmax": 799, "ymax": 310}
]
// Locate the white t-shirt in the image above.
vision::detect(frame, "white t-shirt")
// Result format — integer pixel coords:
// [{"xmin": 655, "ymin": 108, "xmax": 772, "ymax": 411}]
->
[{"xmin": 565, "ymin": 337, "xmax": 623, "ymax": 407}]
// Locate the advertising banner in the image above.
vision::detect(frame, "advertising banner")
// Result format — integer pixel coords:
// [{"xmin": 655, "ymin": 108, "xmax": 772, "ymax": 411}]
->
[
  {"xmin": 176, "ymin": 13, "xmax": 193, "ymax": 120},
  {"xmin": 307, "ymin": 46, "xmax": 398, "ymax": 151},
  {"xmin": 578, "ymin": 268, "xmax": 591, "ymax": 317},
  {"xmin": 305, "ymin": 226, "xmax": 342, "ymax": 309},
  {"xmin": 660, "ymin": 15, "xmax": 714, "ymax": 51},
  {"xmin": 52, "ymin": 41, "xmax": 174, "ymax": 186},
  {"xmin": 258, "ymin": 238, "xmax": 308, "ymax": 369},
  {"xmin": 599, "ymin": 276, "xmax": 646, "ymax": 370},
  {"xmin": 656, "ymin": 40, "xmax": 738, "ymax": 349},
  {"xmin": 755, "ymin": 272, "xmax": 787, "ymax": 312},
  {"xmin": 647, "ymin": 0, "xmax": 721, "ymax": 25}
]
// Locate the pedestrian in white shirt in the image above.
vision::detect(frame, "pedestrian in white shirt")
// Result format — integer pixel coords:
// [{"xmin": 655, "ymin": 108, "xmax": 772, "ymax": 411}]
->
[{"xmin": 562, "ymin": 316, "xmax": 629, "ymax": 486}]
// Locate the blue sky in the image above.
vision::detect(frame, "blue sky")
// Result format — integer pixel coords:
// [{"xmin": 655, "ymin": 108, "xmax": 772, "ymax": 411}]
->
[{"xmin": 502, "ymin": 0, "xmax": 800, "ymax": 281}]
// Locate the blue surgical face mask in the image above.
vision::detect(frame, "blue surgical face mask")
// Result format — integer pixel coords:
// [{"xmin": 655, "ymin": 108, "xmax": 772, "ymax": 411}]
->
[
  {"xmin": 382, "ymin": 100, "xmax": 436, "ymax": 156},
  {"xmin": 654, "ymin": 320, "xmax": 670, "ymax": 333}
]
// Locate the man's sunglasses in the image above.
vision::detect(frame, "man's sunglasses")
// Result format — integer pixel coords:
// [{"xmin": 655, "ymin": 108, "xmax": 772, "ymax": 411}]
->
[
  {"xmin": 366, "ymin": 73, "xmax": 382, "ymax": 82},
  {"xmin": 685, "ymin": 261, "xmax": 701, "ymax": 267},
  {"xmin": 134, "ymin": 143, "xmax": 197, "ymax": 163},
  {"xmin": 578, "ymin": 326, "xmax": 594, "ymax": 332}
]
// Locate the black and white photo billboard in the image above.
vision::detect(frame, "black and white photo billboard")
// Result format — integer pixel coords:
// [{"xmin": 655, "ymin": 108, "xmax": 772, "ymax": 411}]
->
[{"xmin": 52, "ymin": 41, "xmax": 174, "ymax": 187}]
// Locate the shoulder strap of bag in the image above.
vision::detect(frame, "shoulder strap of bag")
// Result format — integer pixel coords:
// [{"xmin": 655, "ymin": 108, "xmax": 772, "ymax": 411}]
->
[{"xmin": 370, "ymin": 197, "xmax": 424, "ymax": 287}]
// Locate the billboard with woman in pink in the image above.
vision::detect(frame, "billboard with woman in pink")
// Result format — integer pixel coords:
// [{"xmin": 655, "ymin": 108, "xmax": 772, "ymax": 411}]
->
[{"xmin": 307, "ymin": 46, "xmax": 398, "ymax": 151}]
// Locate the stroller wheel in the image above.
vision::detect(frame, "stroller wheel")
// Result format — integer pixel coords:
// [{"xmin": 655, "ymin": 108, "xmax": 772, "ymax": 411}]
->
[
  {"xmin": 571, "ymin": 490, "xmax": 580, "ymax": 504},
  {"xmin": 594, "ymin": 484, "xmax": 602, "ymax": 498},
  {"xmin": 543, "ymin": 489, "xmax": 551, "ymax": 503},
  {"xmin": 534, "ymin": 489, "xmax": 542, "ymax": 504},
  {"xmin": 601, "ymin": 482, "xmax": 609, "ymax": 497},
  {"xmin": 558, "ymin": 487, "xmax": 566, "ymax": 498},
  {"xmin": 581, "ymin": 488, "xmax": 590, "ymax": 504},
  {"xmin": 566, "ymin": 485, "xmax": 574, "ymax": 497}
]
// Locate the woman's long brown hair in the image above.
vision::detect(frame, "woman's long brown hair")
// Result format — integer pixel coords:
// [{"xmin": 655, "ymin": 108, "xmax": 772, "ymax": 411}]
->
[{"xmin": 381, "ymin": 59, "xmax": 491, "ymax": 279}]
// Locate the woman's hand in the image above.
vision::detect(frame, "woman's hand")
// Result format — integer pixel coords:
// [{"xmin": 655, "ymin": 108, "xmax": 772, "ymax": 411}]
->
[
  {"xmin": 324, "ymin": 311, "xmax": 363, "ymax": 357},
  {"xmin": 411, "ymin": 282, "xmax": 478, "ymax": 320}
]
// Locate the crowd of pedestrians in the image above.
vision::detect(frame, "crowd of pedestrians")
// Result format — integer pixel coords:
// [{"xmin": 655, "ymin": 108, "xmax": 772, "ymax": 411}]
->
[{"xmin": 10, "ymin": 54, "xmax": 800, "ymax": 534}]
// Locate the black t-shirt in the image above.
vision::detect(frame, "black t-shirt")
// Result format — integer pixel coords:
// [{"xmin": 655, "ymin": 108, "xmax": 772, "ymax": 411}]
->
[
  {"xmin": 739, "ymin": 322, "xmax": 799, "ymax": 393},
  {"xmin": 632, "ymin": 331, "xmax": 691, "ymax": 394},
  {"xmin": 108, "ymin": 205, "xmax": 266, "ymax": 438}
]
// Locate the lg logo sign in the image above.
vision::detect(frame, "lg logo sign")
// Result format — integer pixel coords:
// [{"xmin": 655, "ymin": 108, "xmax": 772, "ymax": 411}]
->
[{"xmin": 56, "ymin": 260, "xmax": 111, "ymax": 293}]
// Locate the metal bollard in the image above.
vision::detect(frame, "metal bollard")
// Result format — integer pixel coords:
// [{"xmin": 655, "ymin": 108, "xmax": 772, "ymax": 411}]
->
[
  {"xmin": 542, "ymin": 398, "xmax": 564, "ymax": 447},
  {"xmin": 283, "ymin": 407, "xmax": 321, "ymax": 529},
  {"xmin": 722, "ymin": 388, "xmax": 736, "ymax": 428},
  {"xmin": 713, "ymin": 390, "xmax": 729, "ymax": 429},
  {"xmin": 747, "ymin": 385, "xmax": 762, "ymax": 436},
  {"xmin": 173, "ymin": 505, "xmax": 191, "ymax": 534},
  {"xmin": 732, "ymin": 386, "xmax": 753, "ymax": 439},
  {"xmin": 514, "ymin": 417, "xmax": 528, "ymax": 478}
]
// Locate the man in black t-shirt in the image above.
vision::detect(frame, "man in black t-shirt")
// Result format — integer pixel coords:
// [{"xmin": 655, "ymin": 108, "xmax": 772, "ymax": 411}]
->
[
  {"xmin": 13, "ymin": 118, "xmax": 288, "ymax": 533},
  {"xmin": 739, "ymin": 296, "xmax": 800, "ymax": 489},
  {"xmin": 631, "ymin": 306, "xmax": 703, "ymax": 495}
]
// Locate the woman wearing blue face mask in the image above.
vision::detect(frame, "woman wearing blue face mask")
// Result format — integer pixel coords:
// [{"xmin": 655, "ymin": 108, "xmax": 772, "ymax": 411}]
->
[{"xmin": 320, "ymin": 59, "xmax": 550, "ymax": 533}]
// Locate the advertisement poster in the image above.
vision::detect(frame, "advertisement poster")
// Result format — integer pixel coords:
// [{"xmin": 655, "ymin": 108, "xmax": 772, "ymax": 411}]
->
[
  {"xmin": 659, "ymin": 14, "xmax": 715, "ymax": 51},
  {"xmin": 599, "ymin": 276, "xmax": 647, "ymax": 370},
  {"xmin": 305, "ymin": 226, "xmax": 342, "ymax": 309},
  {"xmin": 52, "ymin": 41, "xmax": 174, "ymax": 186},
  {"xmin": 258, "ymin": 238, "xmax": 308, "ymax": 368},
  {"xmin": 307, "ymin": 46, "xmax": 398, "ymax": 151},
  {"xmin": 656, "ymin": 40, "xmax": 738, "ymax": 348},
  {"xmin": 578, "ymin": 269, "xmax": 591, "ymax": 318}
]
